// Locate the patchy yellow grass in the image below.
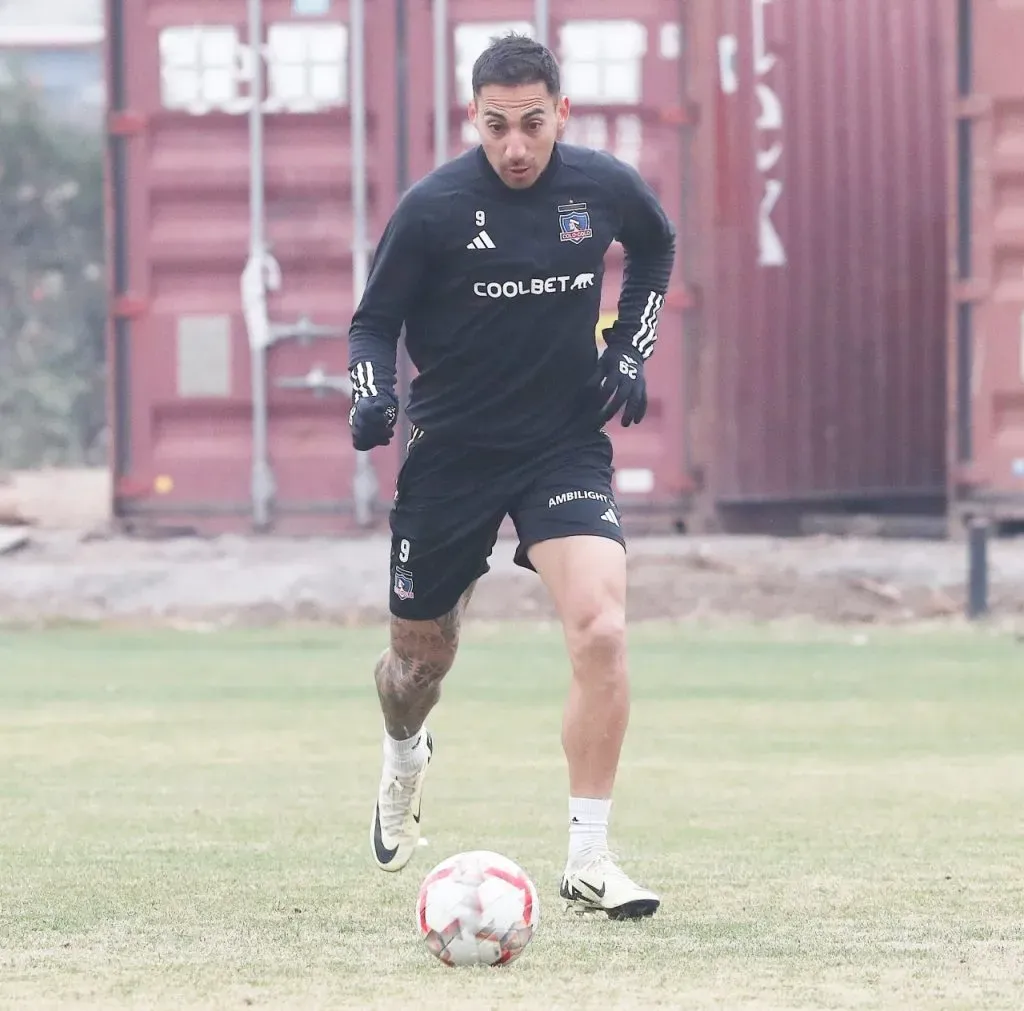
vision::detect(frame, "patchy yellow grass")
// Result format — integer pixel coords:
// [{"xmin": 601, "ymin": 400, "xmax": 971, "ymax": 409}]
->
[{"xmin": 0, "ymin": 625, "xmax": 1022, "ymax": 1009}]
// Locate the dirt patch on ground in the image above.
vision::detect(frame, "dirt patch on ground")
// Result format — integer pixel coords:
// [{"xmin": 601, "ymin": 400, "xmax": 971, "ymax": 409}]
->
[{"xmin": 1, "ymin": 529, "xmax": 1023, "ymax": 629}]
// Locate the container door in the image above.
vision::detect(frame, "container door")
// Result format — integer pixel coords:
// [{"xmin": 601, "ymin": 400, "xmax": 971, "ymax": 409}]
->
[
  {"xmin": 106, "ymin": 0, "xmax": 402, "ymax": 534},
  {"xmin": 951, "ymin": 0, "xmax": 1024, "ymax": 519},
  {"xmin": 406, "ymin": 0, "xmax": 696, "ymax": 527},
  {"xmin": 709, "ymin": 0, "xmax": 948, "ymax": 510}
]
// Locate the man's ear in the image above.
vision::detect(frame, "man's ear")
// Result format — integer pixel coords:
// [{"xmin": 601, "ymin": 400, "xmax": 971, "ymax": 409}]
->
[
  {"xmin": 556, "ymin": 95, "xmax": 570, "ymax": 133},
  {"xmin": 557, "ymin": 96, "xmax": 573, "ymax": 131}
]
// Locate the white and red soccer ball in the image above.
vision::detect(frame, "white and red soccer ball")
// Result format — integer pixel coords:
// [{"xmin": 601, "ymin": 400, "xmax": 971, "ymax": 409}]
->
[{"xmin": 416, "ymin": 850, "xmax": 540, "ymax": 967}]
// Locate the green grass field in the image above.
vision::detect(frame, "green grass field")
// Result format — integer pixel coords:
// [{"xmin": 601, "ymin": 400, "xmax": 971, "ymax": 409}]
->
[{"xmin": 1, "ymin": 623, "xmax": 1022, "ymax": 1010}]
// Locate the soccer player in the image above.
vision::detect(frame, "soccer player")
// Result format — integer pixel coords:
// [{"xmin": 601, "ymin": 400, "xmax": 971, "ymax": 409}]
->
[{"xmin": 347, "ymin": 32, "xmax": 675, "ymax": 920}]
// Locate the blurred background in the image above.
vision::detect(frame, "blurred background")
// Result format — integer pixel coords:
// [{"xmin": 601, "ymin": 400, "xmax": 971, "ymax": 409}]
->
[
  {"xmin": 0, "ymin": 0, "xmax": 104, "ymax": 466},
  {"xmin": 0, "ymin": 0, "xmax": 1021, "ymax": 551}
]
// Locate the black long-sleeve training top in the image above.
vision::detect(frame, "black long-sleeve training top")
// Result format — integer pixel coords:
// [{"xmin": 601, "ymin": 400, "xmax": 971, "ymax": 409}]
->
[{"xmin": 347, "ymin": 142, "xmax": 676, "ymax": 451}]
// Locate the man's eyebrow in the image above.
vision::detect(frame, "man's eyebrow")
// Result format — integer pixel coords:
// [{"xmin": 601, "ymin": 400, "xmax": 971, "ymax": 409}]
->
[{"xmin": 483, "ymin": 106, "xmax": 548, "ymax": 120}]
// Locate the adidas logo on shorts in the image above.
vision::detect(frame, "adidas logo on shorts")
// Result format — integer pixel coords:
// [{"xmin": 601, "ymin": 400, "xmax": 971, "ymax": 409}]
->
[{"xmin": 600, "ymin": 508, "xmax": 619, "ymax": 526}]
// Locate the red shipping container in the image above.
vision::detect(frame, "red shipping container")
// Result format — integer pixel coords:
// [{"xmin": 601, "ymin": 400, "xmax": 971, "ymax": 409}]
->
[
  {"xmin": 103, "ymin": 0, "xmax": 951, "ymax": 535},
  {"xmin": 103, "ymin": 0, "xmax": 695, "ymax": 534},
  {"xmin": 697, "ymin": 0, "xmax": 949, "ymax": 517},
  {"xmin": 948, "ymin": 0, "xmax": 1024, "ymax": 525},
  {"xmin": 105, "ymin": 0, "xmax": 400, "ymax": 532}
]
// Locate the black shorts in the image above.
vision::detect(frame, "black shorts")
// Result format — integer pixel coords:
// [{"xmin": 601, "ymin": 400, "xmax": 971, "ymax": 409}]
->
[{"xmin": 387, "ymin": 427, "xmax": 625, "ymax": 620}]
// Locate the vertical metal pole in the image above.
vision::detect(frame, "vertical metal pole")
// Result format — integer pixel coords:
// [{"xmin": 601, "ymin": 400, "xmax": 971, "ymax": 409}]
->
[
  {"xmin": 246, "ymin": 0, "xmax": 274, "ymax": 530},
  {"xmin": 678, "ymin": 0, "xmax": 696, "ymax": 487},
  {"xmin": 535, "ymin": 0, "xmax": 549, "ymax": 47},
  {"xmin": 433, "ymin": 0, "xmax": 448, "ymax": 167},
  {"xmin": 107, "ymin": 0, "xmax": 133, "ymax": 485},
  {"xmin": 396, "ymin": 0, "xmax": 410, "ymax": 193},
  {"xmin": 966, "ymin": 516, "xmax": 990, "ymax": 619},
  {"xmin": 349, "ymin": 0, "xmax": 378, "ymax": 527},
  {"xmin": 350, "ymin": 0, "xmax": 369, "ymax": 300},
  {"xmin": 395, "ymin": 0, "xmax": 412, "ymax": 456}
]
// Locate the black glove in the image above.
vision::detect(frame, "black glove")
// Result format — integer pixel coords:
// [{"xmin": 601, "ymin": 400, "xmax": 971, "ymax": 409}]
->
[
  {"xmin": 592, "ymin": 345, "xmax": 648, "ymax": 427},
  {"xmin": 348, "ymin": 361, "xmax": 399, "ymax": 451}
]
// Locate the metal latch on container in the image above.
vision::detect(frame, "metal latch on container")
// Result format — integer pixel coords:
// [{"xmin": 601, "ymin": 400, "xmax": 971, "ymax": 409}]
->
[
  {"xmin": 275, "ymin": 365, "xmax": 351, "ymax": 398},
  {"xmin": 268, "ymin": 315, "xmax": 346, "ymax": 346}
]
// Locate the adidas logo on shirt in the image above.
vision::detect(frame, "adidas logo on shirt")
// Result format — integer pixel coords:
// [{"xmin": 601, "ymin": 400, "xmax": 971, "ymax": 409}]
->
[{"xmin": 466, "ymin": 230, "xmax": 496, "ymax": 250}]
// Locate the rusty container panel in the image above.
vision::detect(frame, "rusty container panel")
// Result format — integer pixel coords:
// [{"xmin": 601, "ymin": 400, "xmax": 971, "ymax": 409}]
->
[
  {"xmin": 106, "ymin": 0, "xmax": 696, "ymax": 534},
  {"xmin": 705, "ymin": 0, "xmax": 949, "ymax": 508},
  {"xmin": 105, "ymin": 0, "xmax": 403, "ymax": 534},
  {"xmin": 402, "ymin": 0, "xmax": 696, "ymax": 526},
  {"xmin": 949, "ymin": 0, "xmax": 1024, "ymax": 520}
]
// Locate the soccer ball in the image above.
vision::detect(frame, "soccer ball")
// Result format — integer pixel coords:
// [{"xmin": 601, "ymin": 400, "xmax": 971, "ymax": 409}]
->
[{"xmin": 416, "ymin": 850, "xmax": 540, "ymax": 967}]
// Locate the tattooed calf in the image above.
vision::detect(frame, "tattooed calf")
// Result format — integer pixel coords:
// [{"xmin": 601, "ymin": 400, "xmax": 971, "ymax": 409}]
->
[{"xmin": 374, "ymin": 582, "xmax": 476, "ymax": 739}]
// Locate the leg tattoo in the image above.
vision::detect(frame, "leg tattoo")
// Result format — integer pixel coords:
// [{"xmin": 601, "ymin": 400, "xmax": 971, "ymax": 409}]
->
[{"xmin": 375, "ymin": 584, "xmax": 475, "ymax": 739}]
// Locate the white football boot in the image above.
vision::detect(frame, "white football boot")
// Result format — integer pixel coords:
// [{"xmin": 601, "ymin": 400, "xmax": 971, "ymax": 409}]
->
[
  {"xmin": 559, "ymin": 850, "xmax": 660, "ymax": 920},
  {"xmin": 369, "ymin": 731, "xmax": 432, "ymax": 873}
]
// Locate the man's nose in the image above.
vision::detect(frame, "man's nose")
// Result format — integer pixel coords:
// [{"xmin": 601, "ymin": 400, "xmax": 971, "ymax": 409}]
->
[{"xmin": 505, "ymin": 134, "xmax": 527, "ymax": 160}]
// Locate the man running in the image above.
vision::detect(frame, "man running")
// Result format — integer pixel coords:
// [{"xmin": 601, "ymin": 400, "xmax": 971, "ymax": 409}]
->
[{"xmin": 347, "ymin": 32, "xmax": 675, "ymax": 920}]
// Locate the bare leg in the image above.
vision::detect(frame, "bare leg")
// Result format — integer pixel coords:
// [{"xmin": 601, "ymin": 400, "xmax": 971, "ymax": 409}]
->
[
  {"xmin": 560, "ymin": 619, "xmax": 629, "ymax": 798},
  {"xmin": 527, "ymin": 538, "xmax": 629, "ymax": 799},
  {"xmin": 527, "ymin": 535, "xmax": 658, "ymax": 917},
  {"xmin": 374, "ymin": 581, "xmax": 476, "ymax": 738},
  {"xmin": 370, "ymin": 582, "xmax": 476, "ymax": 873}
]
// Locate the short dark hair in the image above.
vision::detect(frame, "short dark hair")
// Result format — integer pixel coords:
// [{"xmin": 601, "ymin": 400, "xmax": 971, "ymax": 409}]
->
[{"xmin": 471, "ymin": 32, "xmax": 560, "ymax": 98}]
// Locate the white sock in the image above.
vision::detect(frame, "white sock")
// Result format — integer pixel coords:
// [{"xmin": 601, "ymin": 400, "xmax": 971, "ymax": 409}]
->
[
  {"xmin": 568, "ymin": 797, "xmax": 611, "ymax": 864},
  {"xmin": 383, "ymin": 729, "xmax": 428, "ymax": 776}
]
